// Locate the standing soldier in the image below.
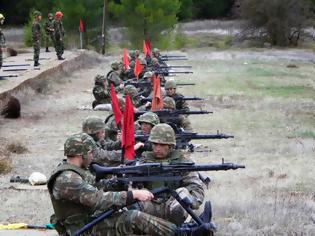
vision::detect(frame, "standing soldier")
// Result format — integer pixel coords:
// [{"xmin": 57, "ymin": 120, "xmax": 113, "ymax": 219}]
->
[
  {"xmin": 44, "ymin": 13, "xmax": 54, "ymax": 52},
  {"xmin": 0, "ymin": 13, "xmax": 6, "ymax": 70},
  {"xmin": 32, "ymin": 11, "xmax": 42, "ymax": 67},
  {"xmin": 54, "ymin": 11, "xmax": 65, "ymax": 60}
]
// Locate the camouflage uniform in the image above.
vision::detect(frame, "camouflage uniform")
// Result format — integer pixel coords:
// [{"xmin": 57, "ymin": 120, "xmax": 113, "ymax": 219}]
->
[
  {"xmin": 32, "ymin": 11, "xmax": 41, "ymax": 66},
  {"xmin": 124, "ymin": 85, "xmax": 141, "ymax": 108},
  {"xmin": 92, "ymin": 75, "xmax": 111, "ymax": 108},
  {"xmin": 54, "ymin": 17, "xmax": 65, "ymax": 59},
  {"xmin": 106, "ymin": 62, "xmax": 123, "ymax": 90},
  {"xmin": 165, "ymin": 80, "xmax": 190, "ymax": 111},
  {"xmin": 82, "ymin": 116, "xmax": 122, "ymax": 166},
  {"xmin": 0, "ymin": 14, "xmax": 5, "ymax": 69},
  {"xmin": 44, "ymin": 13, "xmax": 55, "ymax": 51},
  {"xmin": 138, "ymin": 124, "xmax": 205, "ymax": 225},
  {"xmin": 48, "ymin": 133, "xmax": 178, "ymax": 236},
  {"xmin": 163, "ymin": 97, "xmax": 193, "ymax": 132},
  {"xmin": 135, "ymin": 112, "xmax": 160, "ymax": 158},
  {"xmin": 105, "ymin": 114, "xmax": 120, "ymax": 142}
]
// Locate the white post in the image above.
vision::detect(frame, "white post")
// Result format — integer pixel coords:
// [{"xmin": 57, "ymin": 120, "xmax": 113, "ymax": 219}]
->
[{"xmin": 80, "ymin": 32, "xmax": 83, "ymax": 50}]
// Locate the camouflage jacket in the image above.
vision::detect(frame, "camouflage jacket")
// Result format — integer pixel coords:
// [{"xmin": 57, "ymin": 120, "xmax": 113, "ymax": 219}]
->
[
  {"xmin": 93, "ymin": 84, "xmax": 110, "ymax": 103},
  {"xmin": 32, "ymin": 21, "xmax": 41, "ymax": 41},
  {"xmin": 106, "ymin": 70, "xmax": 122, "ymax": 90},
  {"xmin": 48, "ymin": 162, "xmax": 132, "ymax": 235},
  {"xmin": 0, "ymin": 28, "xmax": 5, "ymax": 48},
  {"xmin": 140, "ymin": 150, "xmax": 204, "ymax": 209},
  {"xmin": 54, "ymin": 20, "xmax": 64, "ymax": 39},
  {"xmin": 92, "ymin": 139, "xmax": 122, "ymax": 166},
  {"xmin": 166, "ymin": 93, "xmax": 190, "ymax": 111},
  {"xmin": 45, "ymin": 19, "xmax": 54, "ymax": 34}
]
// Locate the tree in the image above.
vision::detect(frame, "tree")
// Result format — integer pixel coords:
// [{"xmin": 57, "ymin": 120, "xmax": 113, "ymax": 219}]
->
[
  {"xmin": 109, "ymin": 0, "xmax": 180, "ymax": 47},
  {"xmin": 192, "ymin": 0, "xmax": 234, "ymax": 19},
  {"xmin": 240, "ymin": 0, "xmax": 315, "ymax": 46}
]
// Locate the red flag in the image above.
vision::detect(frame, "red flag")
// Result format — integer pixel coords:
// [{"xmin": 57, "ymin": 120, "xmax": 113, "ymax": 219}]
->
[
  {"xmin": 121, "ymin": 95, "xmax": 135, "ymax": 160},
  {"xmin": 151, "ymin": 75, "xmax": 163, "ymax": 111},
  {"xmin": 110, "ymin": 84, "xmax": 123, "ymax": 127},
  {"xmin": 145, "ymin": 39, "xmax": 151, "ymax": 55},
  {"xmin": 143, "ymin": 40, "xmax": 148, "ymax": 56},
  {"xmin": 123, "ymin": 48, "xmax": 130, "ymax": 70},
  {"xmin": 134, "ymin": 58, "xmax": 143, "ymax": 78},
  {"xmin": 79, "ymin": 19, "xmax": 84, "ymax": 32}
]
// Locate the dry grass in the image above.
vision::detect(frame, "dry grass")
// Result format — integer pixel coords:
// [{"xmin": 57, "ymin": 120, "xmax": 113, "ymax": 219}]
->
[
  {"xmin": 0, "ymin": 139, "xmax": 11, "ymax": 173},
  {"xmin": 6, "ymin": 141, "xmax": 28, "ymax": 154}
]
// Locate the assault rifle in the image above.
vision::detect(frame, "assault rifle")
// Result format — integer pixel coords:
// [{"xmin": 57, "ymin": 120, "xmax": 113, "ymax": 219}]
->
[
  {"xmin": 155, "ymin": 70, "xmax": 193, "ymax": 76},
  {"xmin": 141, "ymin": 96, "xmax": 203, "ymax": 103},
  {"xmin": 135, "ymin": 130, "xmax": 234, "ymax": 152},
  {"xmin": 91, "ymin": 160, "xmax": 245, "ymax": 183},
  {"xmin": 124, "ymin": 80, "xmax": 195, "ymax": 89},
  {"xmin": 2, "ymin": 64, "xmax": 30, "ymax": 67},
  {"xmin": 160, "ymin": 55, "xmax": 188, "ymax": 61},
  {"xmin": 0, "ymin": 74, "xmax": 18, "ymax": 80},
  {"xmin": 134, "ymin": 109, "xmax": 212, "ymax": 119},
  {"xmin": 159, "ymin": 65, "xmax": 192, "ymax": 69},
  {"xmin": 3, "ymin": 68, "xmax": 28, "ymax": 72}
]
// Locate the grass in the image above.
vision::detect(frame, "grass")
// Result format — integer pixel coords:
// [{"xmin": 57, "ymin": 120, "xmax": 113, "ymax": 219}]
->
[
  {"xmin": 297, "ymin": 130, "xmax": 315, "ymax": 139},
  {"xmin": 6, "ymin": 141, "xmax": 28, "ymax": 154}
]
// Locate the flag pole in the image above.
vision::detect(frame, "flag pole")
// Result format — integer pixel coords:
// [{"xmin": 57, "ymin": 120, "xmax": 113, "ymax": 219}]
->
[{"xmin": 80, "ymin": 32, "xmax": 83, "ymax": 50}]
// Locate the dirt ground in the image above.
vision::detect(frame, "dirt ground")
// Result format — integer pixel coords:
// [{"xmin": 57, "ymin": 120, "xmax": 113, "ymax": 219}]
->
[{"xmin": 0, "ymin": 47, "xmax": 314, "ymax": 235}]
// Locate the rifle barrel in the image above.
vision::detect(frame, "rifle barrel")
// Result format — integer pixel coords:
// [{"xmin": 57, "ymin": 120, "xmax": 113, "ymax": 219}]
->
[{"xmin": 2, "ymin": 64, "xmax": 30, "ymax": 67}]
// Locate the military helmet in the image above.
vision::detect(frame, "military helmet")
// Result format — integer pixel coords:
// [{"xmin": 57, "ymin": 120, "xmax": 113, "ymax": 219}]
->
[
  {"xmin": 138, "ymin": 112, "xmax": 160, "ymax": 126},
  {"xmin": 48, "ymin": 13, "xmax": 53, "ymax": 18},
  {"xmin": 153, "ymin": 48, "xmax": 160, "ymax": 53},
  {"xmin": 151, "ymin": 58, "xmax": 159, "ymax": 64},
  {"xmin": 149, "ymin": 123, "xmax": 176, "ymax": 145},
  {"xmin": 64, "ymin": 133, "xmax": 95, "ymax": 158},
  {"xmin": 143, "ymin": 71, "xmax": 153, "ymax": 79},
  {"xmin": 111, "ymin": 61, "xmax": 120, "ymax": 70},
  {"xmin": 165, "ymin": 80, "xmax": 177, "ymax": 90},
  {"xmin": 0, "ymin": 14, "xmax": 5, "ymax": 20},
  {"xmin": 163, "ymin": 97, "xmax": 176, "ymax": 110},
  {"xmin": 33, "ymin": 10, "xmax": 42, "ymax": 17},
  {"xmin": 124, "ymin": 85, "xmax": 138, "ymax": 97},
  {"xmin": 140, "ymin": 59, "xmax": 147, "ymax": 66},
  {"xmin": 82, "ymin": 116, "xmax": 105, "ymax": 134},
  {"xmin": 94, "ymin": 74, "xmax": 106, "ymax": 84}
]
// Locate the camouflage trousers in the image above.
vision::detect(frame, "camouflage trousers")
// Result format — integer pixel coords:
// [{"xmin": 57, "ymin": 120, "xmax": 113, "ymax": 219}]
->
[
  {"xmin": 55, "ymin": 37, "xmax": 64, "ymax": 57},
  {"xmin": 33, "ymin": 40, "xmax": 40, "ymax": 63},
  {"xmin": 91, "ymin": 210, "xmax": 177, "ymax": 236},
  {"xmin": 45, "ymin": 33, "xmax": 55, "ymax": 48},
  {"xmin": 138, "ymin": 188, "xmax": 190, "ymax": 226}
]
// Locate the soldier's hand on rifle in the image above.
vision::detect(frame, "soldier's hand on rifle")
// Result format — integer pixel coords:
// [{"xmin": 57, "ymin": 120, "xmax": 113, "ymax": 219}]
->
[
  {"xmin": 132, "ymin": 189, "xmax": 154, "ymax": 201},
  {"xmin": 134, "ymin": 142, "xmax": 144, "ymax": 150},
  {"xmin": 145, "ymin": 102, "xmax": 151, "ymax": 108},
  {"xmin": 119, "ymin": 83, "xmax": 124, "ymax": 89}
]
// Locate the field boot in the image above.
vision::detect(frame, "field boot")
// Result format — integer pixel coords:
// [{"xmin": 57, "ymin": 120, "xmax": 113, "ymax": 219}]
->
[
  {"xmin": 46, "ymin": 47, "xmax": 50, "ymax": 52},
  {"xmin": 175, "ymin": 222, "xmax": 215, "ymax": 236},
  {"xmin": 58, "ymin": 56, "xmax": 65, "ymax": 60},
  {"xmin": 34, "ymin": 61, "xmax": 40, "ymax": 67}
]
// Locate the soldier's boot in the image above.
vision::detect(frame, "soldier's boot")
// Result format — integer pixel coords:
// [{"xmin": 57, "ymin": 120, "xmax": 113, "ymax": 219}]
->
[
  {"xmin": 46, "ymin": 47, "xmax": 50, "ymax": 52},
  {"xmin": 58, "ymin": 55, "xmax": 65, "ymax": 60},
  {"xmin": 176, "ymin": 222, "xmax": 215, "ymax": 236},
  {"xmin": 34, "ymin": 61, "xmax": 40, "ymax": 67}
]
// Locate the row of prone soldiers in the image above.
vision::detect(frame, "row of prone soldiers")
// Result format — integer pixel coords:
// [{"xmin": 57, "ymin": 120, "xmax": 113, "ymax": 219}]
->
[{"xmin": 47, "ymin": 49, "xmax": 216, "ymax": 235}]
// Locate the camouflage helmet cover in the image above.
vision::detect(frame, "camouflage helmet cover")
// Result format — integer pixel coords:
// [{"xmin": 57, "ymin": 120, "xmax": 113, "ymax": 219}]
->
[
  {"xmin": 48, "ymin": 13, "xmax": 53, "ymax": 18},
  {"xmin": 82, "ymin": 116, "xmax": 105, "ymax": 134},
  {"xmin": 165, "ymin": 80, "xmax": 177, "ymax": 89},
  {"xmin": 149, "ymin": 123, "xmax": 176, "ymax": 145},
  {"xmin": 64, "ymin": 133, "xmax": 95, "ymax": 157},
  {"xmin": 94, "ymin": 74, "xmax": 106, "ymax": 84},
  {"xmin": 124, "ymin": 85, "xmax": 138, "ymax": 97},
  {"xmin": 153, "ymin": 48, "xmax": 160, "ymax": 53},
  {"xmin": 111, "ymin": 61, "xmax": 120, "ymax": 70},
  {"xmin": 151, "ymin": 58, "xmax": 159, "ymax": 64},
  {"xmin": 33, "ymin": 10, "xmax": 42, "ymax": 17},
  {"xmin": 138, "ymin": 112, "xmax": 160, "ymax": 126},
  {"xmin": 143, "ymin": 71, "xmax": 153, "ymax": 79},
  {"xmin": 163, "ymin": 96, "xmax": 176, "ymax": 110}
]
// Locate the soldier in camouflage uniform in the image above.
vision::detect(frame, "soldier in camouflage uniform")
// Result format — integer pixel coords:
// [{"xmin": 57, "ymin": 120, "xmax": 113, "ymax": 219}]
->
[
  {"xmin": 82, "ymin": 116, "xmax": 122, "ymax": 166},
  {"xmin": 104, "ymin": 96, "xmax": 124, "ymax": 141},
  {"xmin": 54, "ymin": 11, "xmax": 65, "ymax": 60},
  {"xmin": 32, "ymin": 11, "xmax": 42, "ymax": 67},
  {"xmin": 162, "ymin": 96, "xmax": 193, "ymax": 132},
  {"xmin": 165, "ymin": 80, "xmax": 190, "ymax": 111},
  {"xmin": 135, "ymin": 112, "xmax": 160, "ymax": 158},
  {"xmin": 92, "ymin": 75, "xmax": 111, "ymax": 108},
  {"xmin": 123, "ymin": 85, "xmax": 142, "ymax": 108},
  {"xmin": 137, "ymin": 124, "xmax": 205, "ymax": 226},
  {"xmin": 48, "ymin": 133, "xmax": 189, "ymax": 236},
  {"xmin": 44, "ymin": 13, "xmax": 55, "ymax": 52},
  {"xmin": 0, "ymin": 13, "xmax": 6, "ymax": 70},
  {"xmin": 106, "ymin": 61, "xmax": 124, "ymax": 93}
]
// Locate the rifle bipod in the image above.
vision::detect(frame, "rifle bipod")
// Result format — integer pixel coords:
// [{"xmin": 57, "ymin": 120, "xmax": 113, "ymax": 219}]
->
[{"xmin": 71, "ymin": 187, "xmax": 215, "ymax": 236}]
